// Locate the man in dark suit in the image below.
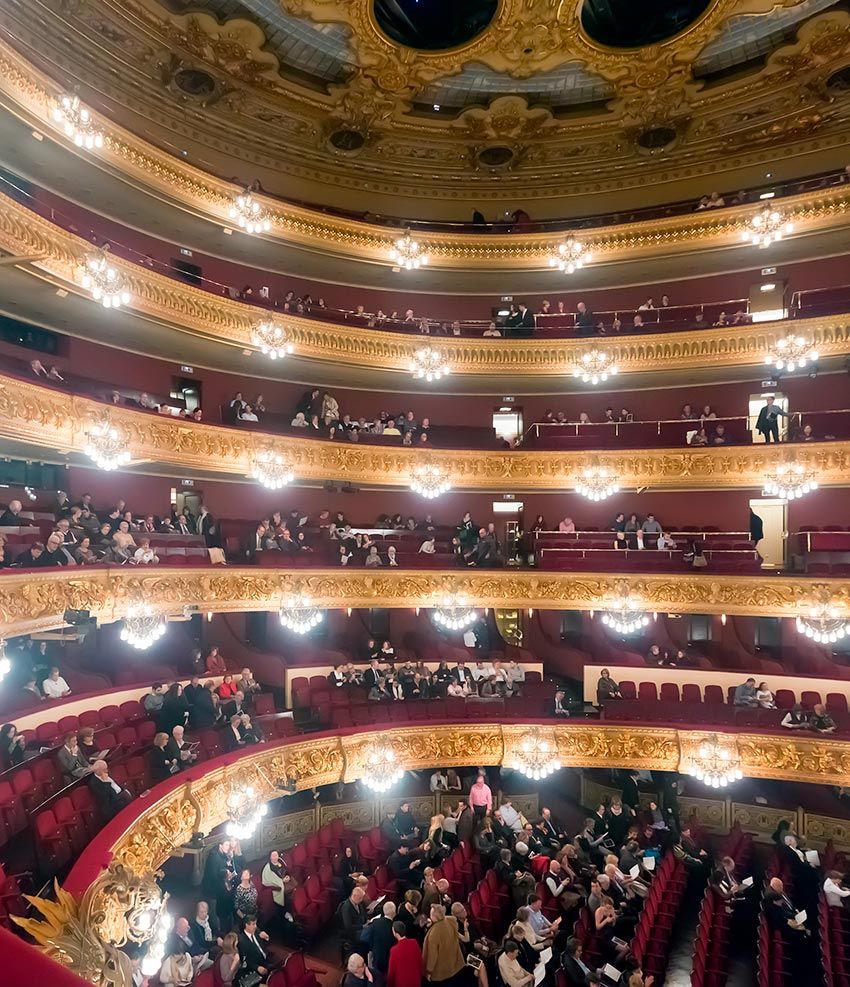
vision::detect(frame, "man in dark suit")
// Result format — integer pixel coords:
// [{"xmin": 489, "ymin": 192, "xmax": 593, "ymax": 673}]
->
[
  {"xmin": 238, "ymin": 916, "xmax": 271, "ymax": 977},
  {"xmin": 562, "ymin": 937, "xmax": 595, "ymax": 987},
  {"xmin": 13, "ymin": 541, "xmax": 45, "ymax": 567},
  {"xmin": 175, "ymin": 513, "xmax": 195, "ymax": 535},
  {"xmin": 361, "ymin": 902, "xmax": 397, "ymax": 974},
  {"xmin": 224, "ymin": 714, "xmax": 246, "ymax": 752},
  {"xmin": 202, "ymin": 839, "xmax": 243, "ymax": 926},
  {"xmin": 621, "ymin": 769, "xmax": 640, "ymax": 812},
  {"xmin": 89, "ymin": 759, "xmax": 131, "ymax": 821},
  {"xmin": 548, "ymin": 688, "xmax": 571, "ymax": 717},
  {"xmin": 362, "ymin": 659, "xmax": 381, "ymax": 690},
  {"xmin": 339, "ymin": 887, "xmax": 369, "ymax": 959},
  {"xmin": 456, "ymin": 800, "xmax": 475, "ymax": 845}
]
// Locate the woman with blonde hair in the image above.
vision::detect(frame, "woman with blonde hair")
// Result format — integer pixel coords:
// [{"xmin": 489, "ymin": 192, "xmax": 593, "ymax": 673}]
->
[
  {"xmin": 427, "ymin": 813, "xmax": 449, "ymax": 863},
  {"xmin": 218, "ymin": 932, "xmax": 241, "ymax": 984}
]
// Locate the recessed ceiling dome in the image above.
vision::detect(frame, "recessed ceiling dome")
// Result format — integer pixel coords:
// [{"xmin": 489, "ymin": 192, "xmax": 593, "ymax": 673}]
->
[
  {"xmin": 374, "ymin": 0, "xmax": 498, "ymax": 51},
  {"xmin": 581, "ymin": 0, "xmax": 712, "ymax": 48}
]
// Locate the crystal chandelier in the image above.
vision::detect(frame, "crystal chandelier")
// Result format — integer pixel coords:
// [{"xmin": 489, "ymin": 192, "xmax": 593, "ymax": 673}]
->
[
  {"xmin": 84, "ymin": 419, "xmax": 132, "ymax": 471},
  {"xmin": 796, "ymin": 603, "xmax": 850, "ymax": 644},
  {"xmin": 601, "ymin": 596, "xmax": 650, "ymax": 635},
  {"xmin": 433, "ymin": 593, "xmax": 478, "ymax": 631},
  {"xmin": 228, "ymin": 188, "xmax": 272, "ymax": 234},
  {"xmin": 250, "ymin": 452, "xmax": 294, "ymax": 491},
  {"xmin": 511, "ymin": 733, "xmax": 562, "ymax": 781},
  {"xmin": 410, "ymin": 346, "xmax": 449, "ymax": 382},
  {"xmin": 686, "ymin": 735, "xmax": 743, "ymax": 789},
  {"xmin": 252, "ymin": 321, "xmax": 294, "ymax": 360},
  {"xmin": 762, "ymin": 463, "xmax": 818, "ymax": 499},
  {"xmin": 225, "ymin": 784, "xmax": 269, "ymax": 839},
  {"xmin": 81, "ymin": 249, "xmax": 131, "ymax": 308},
  {"xmin": 764, "ymin": 335, "xmax": 818, "ymax": 373},
  {"xmin": 575, "ymin": 467, "xmax": 620, "ymax": 502},
  {"xmin": 139, "ymin": 908, "xmax": 174, "ymax": 977},
  {"xmin": 410, "ymin": 463, "xmax": 451, "ymax": 499},
  {"xmin": 120, "ymin": 605, "xmax": 167, "ymax": 650},
  {"xmin": 0, "ymin": 640, "xmax": 10, "ymax": 683},
  {"xmin": 391, "ymin": 231, "xmax": 429, "ymax": 271},
  {"xmin": 572, "ymin": 350, "xmax": 618, "ymax": 385},
  {"xmin": 51, "ymin": 94, "xmax": 104, "ymax": 149},
  {"xmin": 743, "ymin": 207, "xmax": 793, "ymax": 248},
  {"xmin": 279, "ymin": 595, "xmax": 323, "ymax": 634},
  {"xmin": 361, "ymin": 740, "xmax": 405, "ymax": 793},
  {"xmin": 547, "ymin": 239, "xmax": 590, "ymax": 274}
]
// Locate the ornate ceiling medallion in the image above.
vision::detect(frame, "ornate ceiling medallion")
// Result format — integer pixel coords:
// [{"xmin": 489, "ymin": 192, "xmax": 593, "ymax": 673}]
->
[
  {"xmin": 762, "ymin": 462, "xmax": 818, "ymax": 499},
  {"xmin": 228, "ymin": 187, "xmax": 272, "ymax": 235},
  {"xmin": 81, "ymin": 248, "xmax": 131, "ymax": 308},
  {"xmin": 548, "ymin": 239, "xmax": 591, "ymax": 274},
  {"xmin": 573, "ymin": 349, "xmax": 618, "ymax": 385},
  {"xmin": 51, "ymin": 94, "xmax": 103, "ymax": 149},
  {"xmin": 764, "ymin": 335, "xmax": 818, "ymax": 373},
  {"xmin": 391, "ymin": 231, "xmax": 429, "ymax": 271},
  {"xmin": 251, "ymin": 320, "xmax": 294, "ymax": 360},
  {"xmin": 743, "ymin": 207, "xmax": 793, "ymax": 248}
]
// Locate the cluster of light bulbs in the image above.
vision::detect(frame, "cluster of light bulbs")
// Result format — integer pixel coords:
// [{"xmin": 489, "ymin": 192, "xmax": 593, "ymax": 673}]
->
[
  {"xmin": 362, "ymin": 742, "xmax": 405, "ymax": 792},
  {"xmin": 433, "ymin": 594, "xmax": 478, "ymax": 631},
  {"xmin": 601, "ymin": 598, "xmax": 650, "ymax": 635},
  {"xmin": 744, "ymin": 207, "xmax": 793, "ymax": 248},
  {"xmin": 764, "ymin": 335, "xmax": 818, "ymax": 374},
  {"xmin": 511, "ymin": 735, "xmax": 562, "ymax": 781},
  {"xmin": 687, "ymin": 738, "xmax": 744, "ymax": 789},
  {"xmin": 573, "ymin": 350, "xmax": 618, "ymax": 386},
  {"xmin": 252, "ymin": 321, "xmax": 294, "ymax": 360},
  {"xmin": 139, "ymin": 907, "xmax": 173, "ymax": 977},
  {"xmin": 575, "ymin": 467, "xmax": 620, "ymax": 502},
  {"xmin": 762, "ymin": 463, "xmax": 818, "ymax": 499},
  {"xmin": 410, "ymin": 346, "xmax": 449, "ymax": 382},
  {"xmin": 279, "ymin": 595, "xmax": 324, "ymax": 634},
  {"xmin": 228, "ymin": 190, "xmax": 272, "ymax": 234},
  {"xmin": 84, "ymin": 420, "xmax": 132, "ymax": 471},
  {"xmin": 251, "ymin": 452, "xmax": 294, "ymax": 491},
  {"xmin": 225, "ymin": 784, "xmax": 269, "ymax": 839},
  {"xmin": 120, "ymin": 605, "xmax": 167, "ymax": 650},
  {"xmin": 81, "ymin": 251, "xmax": 131, "ymax": 308},
  {"xmin": 548, "ymin": 239, "xmax": 590, "ymax": 274},
  {"xmin": 410, "ymin": 463, "xmax": 451, "ymax": 499},
  {"xmin": 391, "ymin": 232, "xmax": 429, "ymax": 271},
  {"xmin": 52, "ymin": 94, "xmax": 104, "ymax": 149}
]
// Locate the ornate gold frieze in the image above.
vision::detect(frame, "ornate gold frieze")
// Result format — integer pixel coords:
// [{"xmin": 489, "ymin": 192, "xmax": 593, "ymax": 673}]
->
[
  {"xmin": 0, "ymin": 564, "xmax": 847, "ymax": 638},
  {"xmin": 1, "ymin": 370, "xmax": 849, "ymax": 492},
  {"xmin": 1, "ymin": 26, "xmax": 850, "ymax": 255}
]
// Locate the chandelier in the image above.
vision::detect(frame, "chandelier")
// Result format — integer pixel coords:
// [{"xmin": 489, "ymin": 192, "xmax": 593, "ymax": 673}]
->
[
  {"xmin": 84, "ymin": 419, "xmax": 132, "ymax": 471},
  {"xmin": 601, "ymin": 596, "xmax": 650, "ymax": 635},
  {"xmin": 511, "ymin": 733, "xmax": 562, "ymax": 781},
  {"xmin": 764, "ymin": 335, "xmax": 818, "ymax": 374},
  {"xmin": 547, "ymin": 239, "xmax": 590, "ymax": 274},
  {"xmin": 139, "ymin": 907, "xmax": 174, "ymax": 977},
  {"xmin": 252, "ymin": 321, "xmax": 294, "ymax": 360},
  {"xmin": 279, "ymin": 595, "xmax": 323, "ymax": 634},
  {"xmin": 120, "ymin": 605, "xmax": 167, "ymax": 650},
  {"xmin": 743, "ymin": 207, "xmax": 793, "ymax": 248},
  {"xmin": 575, "ymin": 467, "xmax": 620, "ymax": 502},
  {"xmin": 686, "ymin": 735, "xmax": 743, "ymax": 789},
  {"xmin": 361, "ymin": 740, "xmax": 405, "ymax": 793},
  {"xmin": 225, "ymin": 783, "xmax": 269, "ymax": 839},
  {"xmin": 0, "ymin": 640, "xmax": 9, "ymax": 683},
  {"xmin": 796, "ymin": 603, "xmax": 850, "ymax": 644},
  {"xmin": 391, "ymin": 231, "xmax": 429, "ymax": 271},
  {"xmin": 410, "ymin": 346, "xmax": 449, "ymax": 382},
  {"xmin": 51, "ymin": 94, "xmax": 104, "ymax": 149},
  {"xmin": 228, "ymin": 189, "xmax": 272, "ymax": 234},
  {"xmin": 572, "ymin": 350, "xmax": 618, "ymax": 385},
  {"xmin": 762, "ymin": 463, "xmax": 818, "ymax": 499},
  {"xmin": 81, "ymin": 249, "xmax": 131, "ymax": 308},
  {"xmin": 250, "ymin": 452, "xmax": 294, "ymax": 490},
  {"xmin": 410, "ymin": 463, "xmax": 451, "ymax": 499},
  {"xmin": 433, "ymin": 593, "xmax": 478, "ymax": 631}
]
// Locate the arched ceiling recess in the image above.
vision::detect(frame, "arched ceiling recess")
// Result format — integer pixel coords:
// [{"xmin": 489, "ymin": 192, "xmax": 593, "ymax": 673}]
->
[{"xmin": 0, "ymin": 0, "xmax": 849, "ymax": 220}]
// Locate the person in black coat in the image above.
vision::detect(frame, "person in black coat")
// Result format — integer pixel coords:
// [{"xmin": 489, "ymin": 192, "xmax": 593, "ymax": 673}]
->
[
  {"xmin": 157, "ymin": 683, "xmax": 189, "ymax": 734},
  {"xmin": 189, "ymin": 901, "xmax": 221, "ymax": 954},
  {"xmin": 89, "ymin": 760, "xmax": 131, "ymax": 821},
  {"xmin": 361, "ymin": 905, "xmax": 396, "ymax": 974},
  {"xmin": 561, "ymin": 937, "xmax": 594, "ymax": 987},
  {"xmin": 202, "ymin": 840, "xmax": 243, "ymax": 926},
  {"xmin": 191, "ymin": 684, "xmax": 218, "ymax": 729},
  {"xmin": 620, "ymin": 770, "xmax": 640, "ymax": 813},
  {"xmin": 238, "ymin": 916, "xmax": 271, "ymax": 977},
  {"xmin": 150, "ymin": 732, "xmax": 177, "ymax": 783},
  {"xmin": 339, "ymin": 888, "xmax": 369, "ymax": 959}
]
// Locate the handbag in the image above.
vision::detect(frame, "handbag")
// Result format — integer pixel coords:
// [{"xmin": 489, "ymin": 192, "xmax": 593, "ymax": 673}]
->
[{"xmin": 237, "ymin": 973, "xmax": 262, "ymax": 987}]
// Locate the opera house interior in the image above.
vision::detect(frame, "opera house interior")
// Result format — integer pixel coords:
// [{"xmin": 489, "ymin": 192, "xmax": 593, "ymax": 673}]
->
[{"xmin": 3, "ymin": 0, "xmax": 850, "ymax": 985}]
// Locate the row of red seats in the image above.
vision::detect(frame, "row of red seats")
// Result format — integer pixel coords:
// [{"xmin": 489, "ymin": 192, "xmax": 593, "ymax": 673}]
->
[
  {"xmin": 468, "ymin": 858, "xmax": 511, "ymax": 942},
  {"xmin": 435, "ymin": 842, "xmax": 483, "ymax": 905},
  {"xmin": 539, "ymin": 549, "xmax": 762, "ymax": 574},
  {"xmin": 0, "ymin": 864, "xmax": 28, "ymax": 932},
  {"xmin": 631, "ymin": 853, "xmax": 687, "ymax": 979},
  {"xmin": 326, "ymin": 695, "xmax": 550, "ymax": 730}
]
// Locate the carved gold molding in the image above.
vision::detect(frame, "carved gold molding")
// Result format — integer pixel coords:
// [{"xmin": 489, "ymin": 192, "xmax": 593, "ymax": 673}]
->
[
  {"xmin": 1, "ymin": 371, "xmax": 849, "ymax": 494},
  {"xmin": 1, "ymin": 32, "xmax": 850, "ymax": 265},
  {"xmin": 62, "ymin": 720, "xmax": 850, "ymax": 890},
  {"xmin": 2, "ymin": 191, "xmax": 850, "ymax": 376},
  {"xmin": 0, "ymin": 564, "xmax": 847, "ymax": 638}
]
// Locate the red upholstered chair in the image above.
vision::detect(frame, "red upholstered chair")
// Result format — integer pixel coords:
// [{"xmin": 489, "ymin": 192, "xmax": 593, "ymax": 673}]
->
[
  {"xmin": 619, "ymin": 681, "xmax": 637, "ymax": 700},
  {"xmin": 282, "ymin": 952, "xmax": 321, "ymax": 987},
  {"xmin": 70, "ymin": 786, "xmax": 98, "ymax": 833},
  {"xmin": 119, "ymin": 700, "xmax": 142, "ymax": 722},
  {"xmin": 253, "ymin": 693, "xmax": 275, "ymax": 716},
  {"xmin": 827, "ymin": 694, "xmax": 849, "ymax": 713},
  {"xmin": 100, "ymin": 705, "xmax": 121, "ymax": 727},
  {"xmin": 53, "ymin": 796, "xmax": 88, "ymax": 854},
  {"xmin": 35, "ymin": 721, "xmax": 59, "ymax": 746},
  {"xmin": 57, "ymin": 715, "xmax": 80, "ymax": 736},
  {"xmin": 0, "ymin": 781, "xmax": 26, "ymax": 838},
  {"xmin": 136, "ymin": 720, "xmax": 157, "ymax": 744},
  {"xmin": 34, "ymin": 809, "xmax": 72, "ymax": 871},
  {"xmin": 291, "ymin": 886, "xmax": 323, "ymax": 936},
  {"xmin": 78, "ymin": 710, "xmax": 101, "ymax": 729},
  {"xmin": 703, "ymin": 685, "xmax": 724, "ymax": 705},
  {"xmin": 681, "ymin": 684, "xmax": 702, "ymax": 704},
  {"xmin": 774, "ymin": 689, "xmax": 795, "ymax": 709},
  {"xmin": 638, "ymin": 683, "xmax": 658, "ymax": 703},
  {"xmin": 801, "ymin": 690, "xmax": 822, "ymax": 708},
  {"xmin": 659, "ymin": 683, "xmax": 680, "ymax": 703}
]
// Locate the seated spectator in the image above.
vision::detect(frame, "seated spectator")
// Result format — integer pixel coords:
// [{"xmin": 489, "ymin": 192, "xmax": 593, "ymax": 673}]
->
[
  {"xmin": 89, "ymin": 758, "xmax": 131, "ymax": 820},
  {"xmin": 365, "ymin": 545, "xmax": 383, "ymax": 567},
  {"xmin": 166, "ymin": 725, "xmax": 197, "ymax": 766},
  {"xmin": 712, "ymin": 424, "xmax": 728, "ymax": 445},
  {"xmin": 144, "ymin": 683, "xmax": 165, "ymax": 714},
  {"xmin": 57, "ymin": 732, "xmax": 93, "ymax": 783},
  {"xmin": 498, "ymin": 940, "xmax": 534, "ymax": 987},
  {"xmin": 150, "ymin": 731, "xmax": 178, "ymax": 782},
  {"xmin": 549, "ymin": 689, "xmax": 571, "ymax": 717},
  {"xmin": 238, "ymin": 667, "xmax": 261, "ymax": 697},
  {"xmin": 596, "ymin": 669, "xmax": 622, "ymax": 704},
  {"xmin": 733, "ymin": 678, "xmax": 758, "ymax": 707},
  {"xmin": 657, "ymin": 531, "xmax": 678, "ymax": 550},
  {"xmin": 111, "ymin": 520, "xmax": 137, "ymax": 561},
  {"xmin": 690, "ymin": 428, "xmax": 709, "ymax": 446},
  {"xmin": 558, "ymin": 516, "xmax": 575, "ymax": 533},
  {"xmin": 801, "ymin": 423, "xmax": 815, "ymax": 441},
  {"xmin": 132, "ymin": 537, "xmax": 159, "ymax": 564},
  {"xmin": 74, "ymin": 536, "xmax": 97, "ymax": 565},
  {"xmin": 0, "ymin": 723, "xmax": 26, "ymax": 769},
  {"xmin": 43, "ymin": 666, "xmax": 71, "ymax": 699},
  {"xmin": 781, "ymin": 704, "xmax": 809, "ymax": 729},
  {"xmin": 224, "ymin": 714, "xmax": 246, "ymax": 751},
  {"xmin": 419, "ymin": 535, "xmax": 436, "ymax": 554},
  {"xmin": 756, "ymin": 682, "xmax": 777, "ymax": 708},
  {"xmin": 206, "ymin": 647, "xmax": 227, "ymax": 675},
  {"xmin": 824, "ymin": 871, "xmax": 850, "ymax": 908},
  {"xmin": 811, "ymin": 703, "xmax": 836, "ymax": 733},
  {"xmin": 14, "ymin": 540, "xmax": 44, "ymax": 567}
]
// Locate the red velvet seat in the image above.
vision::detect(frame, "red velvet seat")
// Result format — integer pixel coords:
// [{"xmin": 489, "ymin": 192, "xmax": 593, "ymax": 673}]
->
[
  {"xmin": 619, "ymin": 681, "xmax": 637, "ymax": 700},
  {"xmin": 827, "ymin": 694, "xmax": 849, "ymax": 713},
  {"xmin": 56, "ymin": 715, "xmax": 80, "ymax": 736},
  {"xmin": 801, "ymin": 690, "xmax": 822, "ymax": 708},
  {"xmin": 254, "ymin": 693, "xmax": 275, "ymax": 716},
  {"xmin": 774, "ymin": 689, "xmax": 795, "ymax": 709},
  {"xmin": 638, "ymin": 683, "xmax": 658, "ymax": 703},
  {"xmin": 34, "ymin": 809, "xmax": 72, "ymax": 870},
  {"xmin": 119, "ymin": 700, "xmax": 141, "ymax": 721},
  {"xmin": 100, "ymin": 705, "xmax": 121, "ymax": 727},
  {"xmin": 78, "ymin": 710, "xmax": 101, "ymax": 729},
  {"xmin": 282, "ymin": 952, "xmax": 321, "ymax": 987},
  {"xmin": 659, "ymin": 683, "xmax": 680, "ymax": 703},
  {"xmin": 54, "ymin": 796, "xmax": 88, "ymax": 853},
  {"xmin": 703, "ymin": 685, "xmax": 724, "ymax": 705},
  {"xmin": 682, "ymin": 684, "xmax": 702, "ymax": 703},
  {"xmin": 34, "ymin": 721, "xmax": 59, "ymax": 746}
]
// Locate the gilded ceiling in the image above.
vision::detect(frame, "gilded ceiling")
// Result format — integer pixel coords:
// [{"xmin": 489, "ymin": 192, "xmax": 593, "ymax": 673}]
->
[{"xmin": 1, "ymin": 0, "xmax": 850, "ymax": 216}]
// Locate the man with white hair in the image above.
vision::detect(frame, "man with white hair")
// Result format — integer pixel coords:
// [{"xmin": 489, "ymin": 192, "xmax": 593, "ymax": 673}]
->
[
  {"xmin": 166, "ymin": 725, "xmax": 197, "ymax": 766},
  {"xmin": 89, "ymin": 758, "xmax": 131, "ymax": 820},
  {"xmin": 171, "ymin": 916, "xmax": 212, "ymax": 973},
  {"xmin": 0, "ymin": 499, "xmax": 22, "ymax": 525},
  {"xmin": 362, "ymin": 900, "xmax": 397, "ymax": 974}
]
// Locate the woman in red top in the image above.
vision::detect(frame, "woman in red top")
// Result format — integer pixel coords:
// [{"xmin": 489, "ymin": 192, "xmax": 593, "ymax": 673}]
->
[{"xmin": 217, "ymin": 673, "xmax": 237, "ymax": 699}]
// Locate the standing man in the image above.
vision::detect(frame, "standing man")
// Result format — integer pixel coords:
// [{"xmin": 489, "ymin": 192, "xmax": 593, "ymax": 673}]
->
[
  {"xmin": 469, "ymin": 773, "xmax": 493, "ymax": 818},
  {"xmin": 756, "ymin": 395, "xmax": 788, "ymax": 443}
]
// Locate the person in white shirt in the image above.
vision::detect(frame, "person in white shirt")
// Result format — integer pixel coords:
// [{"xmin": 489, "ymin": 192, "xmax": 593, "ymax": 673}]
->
[
  {"xmin": 430, "ymin": 770, "xmax": 448, "ymax": 792},
  {"xmin": 132, "ymin": 538, "xmax": 159, "ymax": 565},
  {"xmin": 498, "ymin": 802, "xmax": 523, "ymax": 833},
  {"xmin": 419, "ymin": 536, "xmax": 436, "ymax": 554},
  {"xmin": 238, "ymin": 405, "xmax": 259, "ymax": 422},
  {"xmin": 471, "ymin": 661, "xmax": 492, "ymax": 683},
  {"xmin": 657, "ymin": 531, "xmax": 678, "ymax": 550},
  {"xmin": 42, "ymin": 666, "xmax": 71, "ymax": 699},
  {"xmin": 824, "ymin": 871, "xmax": 850, "ymax": 907}
]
